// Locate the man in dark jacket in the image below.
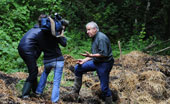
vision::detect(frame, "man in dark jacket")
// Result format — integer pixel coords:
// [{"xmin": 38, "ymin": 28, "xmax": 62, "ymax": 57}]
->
[
  {"xmin": 18, "ymin": 14, "xmax": 47, "ymax": 98},
  {"xmin": 72, "ymin": 21, "xmax": 114, "ymax": 104}
]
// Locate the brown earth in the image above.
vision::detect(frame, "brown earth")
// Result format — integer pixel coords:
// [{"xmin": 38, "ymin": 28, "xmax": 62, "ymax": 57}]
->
[{"xmin": 0, "ymin": 51, "xmax": 170, "ymax": 104}]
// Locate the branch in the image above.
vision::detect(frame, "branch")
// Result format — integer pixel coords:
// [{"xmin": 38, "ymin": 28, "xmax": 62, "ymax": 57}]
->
[
  {"xmin": 143, "ymin": 39, "xmax": 170, "ymax": 51},
  {"xmin": 155, "ymin": 46, "xmax": 170, "ymax": 54}
]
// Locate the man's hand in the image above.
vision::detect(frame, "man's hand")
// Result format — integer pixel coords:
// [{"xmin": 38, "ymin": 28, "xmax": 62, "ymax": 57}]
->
[
  {"xmin": 80, "ymin": 51, "xmax": 92, "ymax": 57},
  {"xmin": 76, "ymin": 59, "xmax": 85, "ymax": 65},
  {"xmin": 76, "ymin": 57, "xmax": 92, "ymax": 65}
]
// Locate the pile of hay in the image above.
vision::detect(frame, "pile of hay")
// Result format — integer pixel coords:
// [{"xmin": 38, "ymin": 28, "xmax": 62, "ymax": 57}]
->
[
  {"xmin": 0, "ymin": 51, "xmax": 169, "ymax": 104},
  {"xmin": 62, "ymin": 51, "xmax": 170, "ymax": 104}
]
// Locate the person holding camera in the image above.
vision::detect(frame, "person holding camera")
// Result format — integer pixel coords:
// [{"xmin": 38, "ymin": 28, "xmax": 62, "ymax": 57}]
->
[
  {"xmin": 35, "ymin": 14, "xmax": 68, "ymax": 103},
  {"xmin": 71, "ymin": 21, "xmax": 114, "ymax": 104},
  {"xmin": 18, "ymin": 14, "xmax": 47, "ymax": 99}
]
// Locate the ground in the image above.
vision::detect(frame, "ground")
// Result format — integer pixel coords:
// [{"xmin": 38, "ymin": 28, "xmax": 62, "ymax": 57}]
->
[{"xmin": 0, "ymin": 51, "xmax": 170, "ymax": 104}]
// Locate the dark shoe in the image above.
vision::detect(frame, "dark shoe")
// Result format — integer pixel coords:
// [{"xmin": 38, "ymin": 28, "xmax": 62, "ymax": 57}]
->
[
  {"xmin": 18, "ymin": 95, "xmax": 30, "ymax": 99},
  {"xmin": 35, "ymin": 92, "xmax": 42, "ymax": 97},
  {"xmin": 21, "ymin": 82, "xmax": 32, "ymax": 98},
  {"xmin": 22, "ymin": 95, "xmax": 31, "ymax": 100}
]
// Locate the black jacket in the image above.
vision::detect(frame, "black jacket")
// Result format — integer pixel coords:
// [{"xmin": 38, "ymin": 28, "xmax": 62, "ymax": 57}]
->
[
  {"xmin": 18, "ymin": 25, "xmax": 41, "ymax": 58},
  {"xmin": 18, "ymin": 25, "xmax": 67, "ymax": 61}
]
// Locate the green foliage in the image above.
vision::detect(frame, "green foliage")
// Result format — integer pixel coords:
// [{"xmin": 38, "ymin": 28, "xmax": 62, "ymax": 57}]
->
[
  {"xmin": 61, "ymin": 30, "xmax": 91, "ymax": 59},
  {"xmin": 0, "ymin": 0, "xmax": 30, "ymax": 72},
  {"xmin": 0, "ymin": 29, "xmax": 25, "ymax": 73},
  {"xmin": 0, "ymin": 0, "xmax": 170, "ymax": 73},
  {"xmin": 0, "ymin": 0, "xmax": 63, "ymax": 72}
]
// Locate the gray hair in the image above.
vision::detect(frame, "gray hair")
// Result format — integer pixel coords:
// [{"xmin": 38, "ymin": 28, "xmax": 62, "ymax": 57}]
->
[{"xmin": 86, "ymin": 21, "xmax": 99, "ymax": 32}]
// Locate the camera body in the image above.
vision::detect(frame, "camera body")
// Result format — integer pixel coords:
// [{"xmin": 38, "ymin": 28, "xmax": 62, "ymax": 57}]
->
[{"xmin": 40, "ymin": 13, "xmax": 63, "ymax": 37}]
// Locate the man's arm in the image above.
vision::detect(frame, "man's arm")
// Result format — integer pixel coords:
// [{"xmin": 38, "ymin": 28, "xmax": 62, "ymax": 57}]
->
[
  {"xmin": 76, "ymin": 57, "xmax": 92, "ymax": 65},
  {"xmin": 81, "ymin": 51, "xmax": 106, "ymax": 58},
  {"xmin": 76, "ymin": 51, "xmax": 105, "ymax": 65}
]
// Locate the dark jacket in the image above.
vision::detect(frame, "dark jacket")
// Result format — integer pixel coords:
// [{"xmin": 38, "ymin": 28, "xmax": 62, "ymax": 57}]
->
[
  {"xmin": 18, "ymin": 24, "xmax": 67, "ymax": 63},
  {"xmin": 18, "ymin": 25, "xmax": 41, "ymax": 58}
]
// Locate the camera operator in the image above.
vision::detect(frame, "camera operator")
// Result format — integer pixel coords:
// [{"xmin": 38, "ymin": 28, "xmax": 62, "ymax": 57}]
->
[{"xmin": 35, "ymin": 14, "xmax": 69, "ymax": 103}]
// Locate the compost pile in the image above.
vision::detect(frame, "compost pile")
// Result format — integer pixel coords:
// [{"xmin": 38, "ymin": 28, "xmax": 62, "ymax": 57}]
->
[{"xmin": 0, "ymin": 51, "xmax": 170, "ymax": 104}]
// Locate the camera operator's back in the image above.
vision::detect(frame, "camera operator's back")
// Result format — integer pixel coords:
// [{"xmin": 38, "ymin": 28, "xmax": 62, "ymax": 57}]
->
[{"xmin": 37, "ymin": 30, "xmax": 67, "ymax": 61}]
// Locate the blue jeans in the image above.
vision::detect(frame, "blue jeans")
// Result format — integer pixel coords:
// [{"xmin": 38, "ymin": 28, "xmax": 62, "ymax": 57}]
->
[
  {"xmin": 36, "ymin": 60, "xmax": 64, "ymax": 103},
  {"xmin": 74, "ymin": 59, "xmax": 114, "ymax": 97}
]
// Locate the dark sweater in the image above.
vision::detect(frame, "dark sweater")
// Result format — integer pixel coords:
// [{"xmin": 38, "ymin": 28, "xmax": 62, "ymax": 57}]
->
[{"xmin": 37, "ymin": 31, "xmax": 67, "ymax": 62}]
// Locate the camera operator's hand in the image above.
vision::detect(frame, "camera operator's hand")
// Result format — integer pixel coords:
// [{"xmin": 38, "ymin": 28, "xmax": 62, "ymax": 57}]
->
[
  {"xmin": 60, "ymin": 30, "xmax": 64, "ymax": 37},
  {"xmin": 56, "ymin": 26, "xmax": 65, "ymax": 38},
  {"xmin": 60, "ymin": 26, "xmax": 65, "ymax": 37}
]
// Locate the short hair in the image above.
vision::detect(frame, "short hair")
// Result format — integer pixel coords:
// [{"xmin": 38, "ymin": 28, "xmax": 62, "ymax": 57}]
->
[{"xmin": 86, "ymin": 21, "xmax": 99, "ymax": 32}]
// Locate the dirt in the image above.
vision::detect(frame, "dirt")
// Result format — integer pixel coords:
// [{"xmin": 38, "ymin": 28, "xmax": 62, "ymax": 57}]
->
[{"xmin": 0, "ymin": 51, "xmax": 170, "ymax": 104}]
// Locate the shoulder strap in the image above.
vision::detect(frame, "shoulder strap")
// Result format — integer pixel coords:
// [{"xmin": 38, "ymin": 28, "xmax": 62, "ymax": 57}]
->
[{"xmin": 48, "ymin": 16, "xmax": 56, "ymax": 37}]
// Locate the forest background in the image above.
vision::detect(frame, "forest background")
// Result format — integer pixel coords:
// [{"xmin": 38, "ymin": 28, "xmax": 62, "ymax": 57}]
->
[{"xmin": 0, "ymin": 0, "xmax": 170, "ymax": 73}]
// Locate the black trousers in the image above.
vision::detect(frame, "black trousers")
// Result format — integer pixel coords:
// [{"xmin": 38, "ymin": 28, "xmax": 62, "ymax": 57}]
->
[{"xmin": 18, "ymin": 48, "xmax": 39, "ymax": 83}]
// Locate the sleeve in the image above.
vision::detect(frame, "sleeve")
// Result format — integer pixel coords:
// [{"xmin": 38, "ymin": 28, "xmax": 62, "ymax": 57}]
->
[
  {"xmin": 98, "ymin": 39, "xmax": 108, "ymax": 56},
  {"xmin": 58, "ymin": 37, "xmax": 67, "ymax": 47}
]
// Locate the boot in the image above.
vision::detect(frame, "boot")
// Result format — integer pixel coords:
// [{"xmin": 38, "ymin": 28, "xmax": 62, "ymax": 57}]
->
[
  {"xmin": 32, "ymin": 80, "xmax": 38, "ymax": 93},
  {"xmin": 68, "ymin": 76, "xmax": 82, "ymax": 101},
  {"xmin": 22, "ymin": 82, "xmax": 32, "ymax": 99},
  {"xmin": 72, "ymin": 76, "xmax": 82, "ymax": 94},
  {"xmin": 105, "ymin": 96, "xmax": 115, "ymax": 104}
]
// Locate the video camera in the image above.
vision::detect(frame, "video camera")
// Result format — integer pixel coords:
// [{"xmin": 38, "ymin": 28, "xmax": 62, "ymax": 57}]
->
[{"xmin": 40, "ymin": 13, "xmax": 69, "ymax": 37}]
